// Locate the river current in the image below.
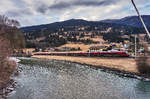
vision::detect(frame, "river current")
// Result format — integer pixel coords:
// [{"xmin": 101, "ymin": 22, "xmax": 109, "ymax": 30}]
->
[{"xmin": 3, "ymin": 58, "xmax": 150, "ymax": 99}]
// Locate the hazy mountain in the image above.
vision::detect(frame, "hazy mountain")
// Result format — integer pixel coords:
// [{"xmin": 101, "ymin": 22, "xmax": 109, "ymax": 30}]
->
[
  {"xmin": 101, "ymin": 15, "xmax": 150, "ymax": 27},
  {"xmin": 21, "ymin": 15, "xmax": 150, "ymax": 33},
  {"xmin": 21, "ymin": 18, "xmax": 136, "ymax": 33}
]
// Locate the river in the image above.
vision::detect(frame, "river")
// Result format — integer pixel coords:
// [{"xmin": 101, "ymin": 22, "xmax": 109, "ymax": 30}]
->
[{"xmin": 2, "ymin": 58, "xmax": 150, "ymax": 99}]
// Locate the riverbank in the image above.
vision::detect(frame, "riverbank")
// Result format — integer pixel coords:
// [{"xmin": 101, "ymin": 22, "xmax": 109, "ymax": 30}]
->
[
  {"xmin": 7, "ymin": 57, "xmax": 150, "ymax": 99},
  {"xmin": 0, "ymin": 59, "xmax": 17, "ymax": 89},
  {"xmin": 32, "ymin": 55, "xmax": 139, "ymax": 73},
  {"xmin": 32, "ymin": 55, "xmax": 150, "ymax": 81}
]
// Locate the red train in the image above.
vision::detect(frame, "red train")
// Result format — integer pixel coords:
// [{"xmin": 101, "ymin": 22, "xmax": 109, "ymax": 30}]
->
[{"xmin": 34, "ymin": 50, "xmax": 129, "ymax": 57}]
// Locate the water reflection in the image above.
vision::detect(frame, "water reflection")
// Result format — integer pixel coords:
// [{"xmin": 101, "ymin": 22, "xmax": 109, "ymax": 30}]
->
[
  {"xmin": 136, "ymin": 81, "xmax": 150, "ymax": 92},
  {"xmin": 135, "ymin": 81, "xmax": 150, "ymax": 98},
  {"xmin": 2, "ymin": 58, "xmax": 150, "ymax": 99}
]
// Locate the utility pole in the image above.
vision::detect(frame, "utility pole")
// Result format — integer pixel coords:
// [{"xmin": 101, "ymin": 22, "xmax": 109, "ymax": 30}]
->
[
  {"xmin": 135, "ymin": 35, "xmax": 137, "ymax": 58},
  {"xmin": 131, "ymin": 0, "xmax": 150, "ymax": 39}
]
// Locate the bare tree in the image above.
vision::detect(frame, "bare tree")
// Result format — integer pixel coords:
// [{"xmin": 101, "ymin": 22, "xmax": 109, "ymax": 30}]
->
[
  {"xmin": 0, "ymin": 15, "xmax": 20, "ymax": 27},
  {"xmin": 0, "ymin": 15, "xmax": 24, "ymax": 87}
]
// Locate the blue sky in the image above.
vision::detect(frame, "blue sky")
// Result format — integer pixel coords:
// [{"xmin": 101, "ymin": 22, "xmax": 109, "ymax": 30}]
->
[{"xmin": 0, "ymin": 0, "xmax": 149, "ymax": 26}]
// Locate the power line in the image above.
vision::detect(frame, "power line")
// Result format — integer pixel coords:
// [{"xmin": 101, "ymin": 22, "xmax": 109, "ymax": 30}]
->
[{"xmin": 131, "ymin": 0, "xmax": 150, "ymax": 39}]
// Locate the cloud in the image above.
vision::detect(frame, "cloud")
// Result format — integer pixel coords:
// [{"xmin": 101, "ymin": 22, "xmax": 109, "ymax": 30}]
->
[
  {"xmin": 5, "ymin": 9, "xmax": 33, "ymax": 17},
  {"xmin": 0, "ymin": 0, "xmax": 149, "ymax": 26},
  {"xmin": 36, "ymin": 0, "xmax": 119, "ymax": 14}
]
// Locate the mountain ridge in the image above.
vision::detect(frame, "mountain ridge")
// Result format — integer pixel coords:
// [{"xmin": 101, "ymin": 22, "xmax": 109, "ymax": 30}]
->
[
  {"xmin": 21, "ymin": 18, "xmax": 136, "ymax": 33},
  {"xmin": 21, "ymin": 15, "xmax": 150, "ymax": 29},
  {"xmin": 22, "ymin": 15, "xmax": 150, "ymax": 48},
  {"xmin": 101, "ymin": 15, "xmax": 150, "ymax": 27}
]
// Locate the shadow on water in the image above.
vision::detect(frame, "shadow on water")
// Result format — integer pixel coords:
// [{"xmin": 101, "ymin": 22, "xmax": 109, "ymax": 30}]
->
[
  {"xmin": 134, "ymin": 81, "xmax": 150, "ymax": 99},
  {"xmin": 1, "ymin": 58, "xmax": 150, "ymax": 99},
  {"xmin": 136, "ymin": 81, "xmax": 150, "ymax": 93}
]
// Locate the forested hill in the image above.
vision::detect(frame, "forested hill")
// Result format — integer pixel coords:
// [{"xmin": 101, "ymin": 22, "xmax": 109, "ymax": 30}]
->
[
  {"xmin": 21, "ymin": 18, "xmax": 142, "ymax": 34},
  {"xmin": 21, "ymin": 15, "xmax": 150, "ymax": 33},
  {"xmin": 21, "ymin": 15, "xmax": 150, "ymax": 48},
  {"xmin": 101, "ymin": 15, "xmax": 150, "ymax": 28}
]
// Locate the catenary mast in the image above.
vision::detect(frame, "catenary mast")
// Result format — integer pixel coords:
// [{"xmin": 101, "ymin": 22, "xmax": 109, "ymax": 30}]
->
[{"xmin": 131, "ymin": 0, "xmax": 150, "ymax": 39}]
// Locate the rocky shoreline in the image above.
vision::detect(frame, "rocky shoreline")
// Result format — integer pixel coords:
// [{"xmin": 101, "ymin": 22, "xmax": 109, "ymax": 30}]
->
[
  {"xmin": 32, "ymin": 55, "xmax": 150, "ymax": 81},
  {"xmin": 50, "ymin": 59, "xmax": 150, "ymax": 81},
  {"xmin": 0, "ymin": 58, "xmax": 18, "ymax": 90}
]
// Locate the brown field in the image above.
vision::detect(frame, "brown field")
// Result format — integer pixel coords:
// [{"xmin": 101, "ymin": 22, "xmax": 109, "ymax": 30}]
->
[
  {"xmin": 32, "ymin": 55, "xmax": 139, "ymax": 73},
  {"xmin": 23, "ymin": 48, "xmax": 35, "ymax": 52},
  {"xmin": 59, "ymin": 43, "xmax": 109, "ymax": 51},
  {"xmin": 91, "ymin": 36, "xmax": 105, "ymax": 42}
]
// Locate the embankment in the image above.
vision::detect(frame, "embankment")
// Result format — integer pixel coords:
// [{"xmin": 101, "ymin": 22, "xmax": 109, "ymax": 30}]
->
[
  {"xmin": 0, "ymin": 59, "xmax": 17, "ymax": 89},
  {"xmin": 32, "ymin": 55, "xmax": 138, "ymax": 73},
  {"xmin": 32, "ymin": 55, "xmax": 150, "ymax": 81}
]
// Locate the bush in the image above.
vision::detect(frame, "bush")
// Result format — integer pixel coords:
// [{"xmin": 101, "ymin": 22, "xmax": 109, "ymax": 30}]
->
[
  {"xmin": 136, "ymin": 56, "xmax": 150, "ymax": 75},
  {"xmin": 136, "ymin": 43, "xmax": 150, "ymax": 76}
]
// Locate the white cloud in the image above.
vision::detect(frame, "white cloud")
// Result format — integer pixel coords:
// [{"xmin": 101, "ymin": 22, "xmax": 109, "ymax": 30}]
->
[
  {"xmin": 0, "ymin": 0, "xmax": 16, "ymax": 13},
  {"xmin": 0, "ymin": 0, "xmax": 149, "ymax": 26}
]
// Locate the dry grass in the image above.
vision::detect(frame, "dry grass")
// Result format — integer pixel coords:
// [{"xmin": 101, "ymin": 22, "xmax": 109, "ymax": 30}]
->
[
  {"xmin": 91, "ymin": 36, "xmax": 105, "ymax": 42},
  {"xmin": 23, "ymin": 48, "xmax": 35, "ymax": 52},
  {"xmin": 32, "ymin": 55, "xmax": 138, "ymax": 73},
  {"xmin": 36, "ymin": 37, "xmax": 45, "ymax": 42},
  {"xmin": 58, "ymin": 36, "xmax": 108, "ymax": 51},
  {"xmin": 59, "ymin": 43, "xmax": 109, "ymax": 51}
]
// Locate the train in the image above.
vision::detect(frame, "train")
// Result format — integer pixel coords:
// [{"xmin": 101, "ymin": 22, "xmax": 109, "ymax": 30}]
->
[{"xmin": 34, "ymin": 50, "xmax": 129, "ymax": 57}]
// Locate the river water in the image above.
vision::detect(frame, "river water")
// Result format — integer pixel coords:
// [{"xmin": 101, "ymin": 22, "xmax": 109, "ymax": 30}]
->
[{"xmin": 3, "ymin": 58, "xmax": 150, "ymax": 99}]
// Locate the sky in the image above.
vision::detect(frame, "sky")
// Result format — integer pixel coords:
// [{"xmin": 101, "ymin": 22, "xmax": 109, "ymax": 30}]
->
[{"xmin": 0, "ymin": 0, "xmax": 150, "ymax": 26}]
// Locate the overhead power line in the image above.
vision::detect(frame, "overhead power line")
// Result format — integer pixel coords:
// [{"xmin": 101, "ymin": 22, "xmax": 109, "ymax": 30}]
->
[{"xmin": 131, "ymin": 0, "xmax": 150, "ymax": 39}]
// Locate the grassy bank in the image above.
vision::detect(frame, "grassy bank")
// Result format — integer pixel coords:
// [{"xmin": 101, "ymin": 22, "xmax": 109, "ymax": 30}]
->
[{"xmin": 32, "ymin": 55, "xmax": 138, "ymax": 73}]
